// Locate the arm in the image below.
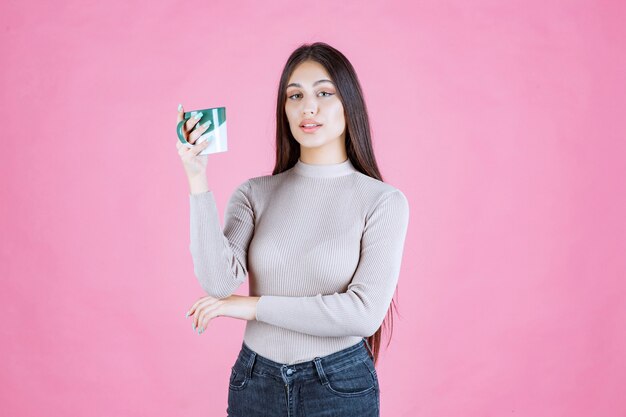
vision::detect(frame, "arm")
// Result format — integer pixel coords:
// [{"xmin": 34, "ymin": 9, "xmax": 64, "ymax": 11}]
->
[
  {"xmin": 255, "ymin": 189, "xmax": 410, "ymax": 337},
  {"xmin": 189, "ymin": 179, "xmax": 255, "ymax": 298}
]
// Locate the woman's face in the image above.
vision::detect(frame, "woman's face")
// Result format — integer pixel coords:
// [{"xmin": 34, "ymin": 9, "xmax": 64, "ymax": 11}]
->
[{"xmin": 284, "ymin": 60, "xmax": 346, "ymax": 151}]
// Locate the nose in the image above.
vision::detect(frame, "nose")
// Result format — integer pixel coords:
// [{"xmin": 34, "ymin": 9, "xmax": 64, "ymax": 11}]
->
[{"xmin": 302, "ymin": 96, "xmax": 317, "ymax": 116}]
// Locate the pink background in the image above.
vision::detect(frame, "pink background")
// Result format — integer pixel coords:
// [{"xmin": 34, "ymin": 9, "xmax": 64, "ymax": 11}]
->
[{"xmin": 1, "ymin": 0, "xmax": 625, "ymax": 416}]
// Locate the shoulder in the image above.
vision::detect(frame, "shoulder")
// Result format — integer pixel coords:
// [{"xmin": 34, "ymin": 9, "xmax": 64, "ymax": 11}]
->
[
  {"xmin": 244, "ymin": 170, "xmax": 288, "ymax": 190},
  {"xmin": 230, "ymin": 170, "xmax": 289, "ymax": 199},
  {"xmin": 351, "ymin": 172, "xmax": 409, "ymax": 212}
]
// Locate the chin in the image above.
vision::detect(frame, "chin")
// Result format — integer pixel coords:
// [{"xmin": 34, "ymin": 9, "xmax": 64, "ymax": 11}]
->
[{"xmin": 295, "ymin": 136, "xmax": 330, "ymax": 148}]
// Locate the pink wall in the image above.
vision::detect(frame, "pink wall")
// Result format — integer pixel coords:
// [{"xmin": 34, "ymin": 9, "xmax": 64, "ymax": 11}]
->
[{"xmin": 1, "ymin": 0, "xmax": 624, "ymax": 416}]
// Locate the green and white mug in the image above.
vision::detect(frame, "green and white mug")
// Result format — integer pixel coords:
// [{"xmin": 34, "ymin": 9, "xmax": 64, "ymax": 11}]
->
[{"xmin": 177, "ymin": 106, "xmax": 227, "ymax": 155}]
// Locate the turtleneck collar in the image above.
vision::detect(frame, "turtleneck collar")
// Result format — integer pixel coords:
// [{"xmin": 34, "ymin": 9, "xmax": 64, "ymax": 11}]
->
[{"xmin": 292, "ymin": 157, "xmax": 358, "ymax": 178}]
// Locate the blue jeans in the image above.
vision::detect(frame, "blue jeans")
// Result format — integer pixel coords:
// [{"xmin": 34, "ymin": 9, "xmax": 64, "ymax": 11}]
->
[{"xmin": 227, "ymin": 338, "xmax": 380, "ymax": 416}]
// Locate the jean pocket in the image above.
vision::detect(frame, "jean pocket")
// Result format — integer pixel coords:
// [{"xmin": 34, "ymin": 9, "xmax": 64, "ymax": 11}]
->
[
  {"xmin": 361, "ymin": 353, "xmax": 378, "ymax": 379},
  {"xmin": 323, "ymin": 358, "xmax": 378, "ymax": 398},
  {"xmin": 228, "ymin": 363, "xmax": 250, "ymax": 391}
]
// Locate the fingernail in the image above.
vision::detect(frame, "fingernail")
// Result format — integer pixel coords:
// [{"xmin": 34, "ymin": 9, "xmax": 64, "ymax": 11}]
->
[
  {"xmin": 185, "ymin": 311, "xmax": 189, "ymax": 317},
  {"xmin": 178, "ymin": 103, "xmax": 183, "ymax": 112},
  {"xmin": 194, "ymin": 112, "xmax": 204, "ymax": 119},
  {"xmin": 201, "ymin": 120, "xmax": 212, "ymax": 128}
]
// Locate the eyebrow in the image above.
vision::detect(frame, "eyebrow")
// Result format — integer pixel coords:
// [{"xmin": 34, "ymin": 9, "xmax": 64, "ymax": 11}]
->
[{"xmin": 286, "ymin": 79, "xmax": 335, "ymax": 88}]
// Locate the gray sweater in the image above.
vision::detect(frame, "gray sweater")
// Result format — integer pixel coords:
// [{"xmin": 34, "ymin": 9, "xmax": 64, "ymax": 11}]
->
[{"xmin": 189, "ymin": 157, "xmax": 410, "ymax": 364}]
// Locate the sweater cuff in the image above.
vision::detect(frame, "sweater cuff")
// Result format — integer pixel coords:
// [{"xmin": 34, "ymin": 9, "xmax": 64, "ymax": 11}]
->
[
  {"xmin": 256, "ymin": 295, "xmax": 287, "ymax": 323},
  {"xmin": 255, "ymin": 295, "xmax": 266, "ymax": 321},
  {"xmin": 189, "ymin": 190, "xmax": 213, "ymax": 199},
  {"xmin": 255, "ymin": 295, "xmax": 308, "ymax": 325}
]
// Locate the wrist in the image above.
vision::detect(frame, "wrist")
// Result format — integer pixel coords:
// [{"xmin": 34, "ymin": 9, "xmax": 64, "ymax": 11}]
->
[
  {"xmin": 254, "ymin": 296, "xmax": 261, "ymax": 321},
  {"xmin": 188, "ymin": 175, "xmax": 209, "ymax": 194}
]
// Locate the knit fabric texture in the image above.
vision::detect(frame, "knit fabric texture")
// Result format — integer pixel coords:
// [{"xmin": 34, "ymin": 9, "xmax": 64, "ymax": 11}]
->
[{"xmin": 189, "ymin": 157, "xmax": 410, "ymax": 365}]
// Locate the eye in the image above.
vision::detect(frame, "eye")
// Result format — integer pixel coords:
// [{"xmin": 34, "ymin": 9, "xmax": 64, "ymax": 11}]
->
[{"xmin": 287, "ymin": 91, "xmax": 334, "ymax": 100}]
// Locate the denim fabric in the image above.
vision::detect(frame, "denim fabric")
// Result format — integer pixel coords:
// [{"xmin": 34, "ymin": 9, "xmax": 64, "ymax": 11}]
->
[{"xmin": 227, "ymin": 338, "xmax": 380, "ymax": 416}]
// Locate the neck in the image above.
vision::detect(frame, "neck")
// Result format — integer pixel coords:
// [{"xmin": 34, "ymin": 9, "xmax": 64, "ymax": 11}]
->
[
  {"xmin": 298, "ymin": 142, "xmax": 347, "ymax": 165},
  {"xmin": 292, "ymin": 157, "xmax": 358, "ymax": 178}
]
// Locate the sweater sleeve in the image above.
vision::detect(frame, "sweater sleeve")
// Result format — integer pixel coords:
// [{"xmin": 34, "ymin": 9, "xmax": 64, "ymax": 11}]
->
[
  {"xmin": 255, "ymin": 189, "xmax": 410, "ymax": 337},
  {"xmin": 189, "ymin": 179, "xmax": 255, "ymax": 298}
]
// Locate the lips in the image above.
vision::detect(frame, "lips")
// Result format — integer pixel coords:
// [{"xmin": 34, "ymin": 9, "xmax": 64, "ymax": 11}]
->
[{"xmin": 300, "ymin": 119, "xmax": 323, "ymax": 127}]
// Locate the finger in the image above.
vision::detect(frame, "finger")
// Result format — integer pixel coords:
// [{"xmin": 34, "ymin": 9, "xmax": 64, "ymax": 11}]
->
[
  {"xmin": 185, "ymin": 297, "xmax": 200, "ymax": 317},
  {"xmin": 198, "ymin": 305, "xmax": 220, "ymax": 333},
  {"xmin": 178, "ymin": 135, "xmax": 209, "ymax": 153},
  {"xmin": 192, "ymin": 297, "xmax": 219, "ymax": 327},
  {"xmin": 198, "ymin": 314, "xmax": 210, "ymax": 333},
  {"xmin": 176, "ymin": 104, "xmax": 194, "ymax": 144},
  {"xmin": 188, "ymin": 120, "xmax": 212, "ymax": 143},
  {"xmin": 189, "ymin": 140, "xmax": 210, "ymax": 157},
  {"xmin": 195, "ymin": 298, "xmax": 222, "ymax": 331},
  {"xmin": 176, "ymin": 141, "xmax": 188, "ymax": 152},
  {"xmin": 184, "ymin": 112, "xmax": 204, "ymax": 142},
  {"xmin": 177, "ymin": 141, "xmax": 193, "ymax": 157},
  {"xmin": 195, "ymin": 309, "xmax": 204, "ymax": 332},
  {"xmin": 177, "ymin": 103, "xmax": 184, "ymax": 123},
  {"xmin": 193, "ymin": 297, "xmax": 217, "ymax": 328},
  {"xmin": 187, "ymin": 298, "xmax": 203, "ymax": 320},
  {"xmin": 188, "ymin": 296, "xmax": 209, "ymax": 317},
  {"xmin": 198, "ymin": 312, "xmax": 207, "ymax": 333}
]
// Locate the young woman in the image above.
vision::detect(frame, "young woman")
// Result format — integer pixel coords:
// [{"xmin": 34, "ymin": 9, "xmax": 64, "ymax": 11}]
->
[{"xmin": 176, "ymin": 42, "xmax": 409, "ymax": 417}]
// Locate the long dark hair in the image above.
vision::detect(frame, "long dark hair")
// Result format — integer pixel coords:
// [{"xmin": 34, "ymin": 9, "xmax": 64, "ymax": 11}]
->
[{"xmin": 271, "ymin": 42, "xmax": 399, "ymax": 367}]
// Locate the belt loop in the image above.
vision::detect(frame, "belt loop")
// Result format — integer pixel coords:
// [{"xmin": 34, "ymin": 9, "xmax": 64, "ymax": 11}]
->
[
  {"xmin": 245, "ymin": 351, "xmax": 256, "ymax": 379},
  {"xmin": 363, "ymin": 337, "xmax": 374, "ymax": 359},
  {"xmin": 313, "ymin": 357, "xmax": 328, "ymax": 385}
]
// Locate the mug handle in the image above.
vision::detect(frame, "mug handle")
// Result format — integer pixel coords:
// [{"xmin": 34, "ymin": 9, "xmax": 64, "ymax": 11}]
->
[{"xmin": 177, "ymin": 119, "xmax": 191, "ymax": 145}]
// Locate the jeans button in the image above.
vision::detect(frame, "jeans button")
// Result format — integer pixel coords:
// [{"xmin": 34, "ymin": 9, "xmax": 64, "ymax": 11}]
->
[{"xmin": 286, "ymin": 368, "xmax": 293, "ymax": 375}]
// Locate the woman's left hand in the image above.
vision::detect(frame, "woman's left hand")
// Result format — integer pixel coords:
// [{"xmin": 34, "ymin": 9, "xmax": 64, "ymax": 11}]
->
[{"xmin": 186, "ymin": 294, "xmax": 260, "ymax": 334}]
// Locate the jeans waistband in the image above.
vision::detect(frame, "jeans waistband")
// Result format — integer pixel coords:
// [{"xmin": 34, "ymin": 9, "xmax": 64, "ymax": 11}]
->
[{"xmin": 235, "ymin": 338, "xmax": 373, "ymax": 384}]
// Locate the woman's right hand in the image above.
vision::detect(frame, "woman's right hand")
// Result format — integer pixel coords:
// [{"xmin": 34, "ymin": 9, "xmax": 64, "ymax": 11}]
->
[{"xmin": 175, "ymin": 104, "xmax": 212, "ymax": 179}]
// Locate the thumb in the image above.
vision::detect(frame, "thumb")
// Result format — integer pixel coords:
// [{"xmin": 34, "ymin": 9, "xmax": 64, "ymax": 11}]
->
[{"xmin": 177, "ymin": 103, "xmax": 184, "ymax": 123}]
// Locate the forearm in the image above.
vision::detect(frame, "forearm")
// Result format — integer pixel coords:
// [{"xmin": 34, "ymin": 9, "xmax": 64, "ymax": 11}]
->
[
  {"xmin": 255, "ymin": 291, "xmax": 385, "ymax": 337},
  {"xmin": 188, "ymin": 174, "xmax": 210, "ymax": 195},
  {"xmin": 189, "ymin": 192, "xmax": 247, "ymax": 298}
]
